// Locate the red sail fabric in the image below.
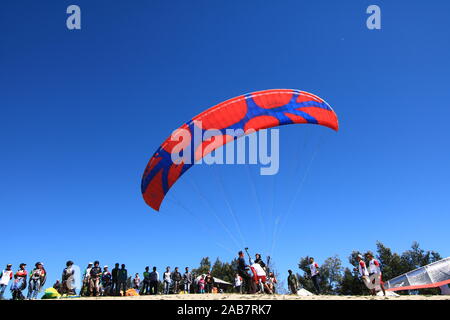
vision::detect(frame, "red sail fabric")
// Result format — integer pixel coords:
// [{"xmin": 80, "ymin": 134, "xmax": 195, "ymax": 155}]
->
[{"xmin": 141, "ymin": 89, "xmax": 339, "ymax": 211}]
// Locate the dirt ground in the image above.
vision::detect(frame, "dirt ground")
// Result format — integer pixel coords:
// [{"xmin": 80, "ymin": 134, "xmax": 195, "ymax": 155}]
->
[{"xmin": 69, "ymin": 293, "xmax": 450, "ymax": 300}]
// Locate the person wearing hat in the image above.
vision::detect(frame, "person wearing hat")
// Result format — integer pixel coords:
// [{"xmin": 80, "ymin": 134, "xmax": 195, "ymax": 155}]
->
[
  {"xmin": 11, "ymin": 263, "xmax": 27, "ymax": 300},
  {"xmin": 366, "ymin": 252, "xmax": 386, "ymax": 296},
  {"xmin": 0, "ymin": 264, "xmax": 13, "ymax": 300},
  {"xmin": 62, "ymin": 261, "xmax": 76, "ymax": 295},
  {"xmin": 27, "ymin": 262, "xmax": 46, "ymax": 300},
  {"xmin": 356, "ymin": 254, "xmax": 373, "ymax": 291}
]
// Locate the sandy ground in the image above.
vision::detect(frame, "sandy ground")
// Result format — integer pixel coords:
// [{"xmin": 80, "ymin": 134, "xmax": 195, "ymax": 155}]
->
[{"xmin": 66, "ymin": 293, "xmax": 450, "ymax": 300}]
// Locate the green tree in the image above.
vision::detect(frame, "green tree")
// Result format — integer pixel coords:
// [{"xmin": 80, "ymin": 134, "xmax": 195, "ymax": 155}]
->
[
  {"xmin": 297, "ymin": 256, "xmax": 315, "ymax": 293},
  {"xmin": 401, "ymin": 241, "xmax": 442, "ymax": 271},
  {"xmin": 338, "ymin": 268, "xmax": 363, "ymax": 295},
  {"xmin": 321, "ymin": 255, "xmax": 343, "ymax": 294},
  {"xmin": 375, "ymin": 241, "xmax": 406, "ymax": 281},
  {"xmin": 192, "ymin": 257, "xmax": 211, "ymax": 276},
  {"xmin": 211, "ymin": 258, "xmax": 235, "ymax": 285}
]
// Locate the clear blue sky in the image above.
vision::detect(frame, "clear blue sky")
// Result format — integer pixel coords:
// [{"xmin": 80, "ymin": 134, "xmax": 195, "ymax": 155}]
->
[{"xmin": 1, "ymin": 0, "xmax": 449, "ymax": 294}]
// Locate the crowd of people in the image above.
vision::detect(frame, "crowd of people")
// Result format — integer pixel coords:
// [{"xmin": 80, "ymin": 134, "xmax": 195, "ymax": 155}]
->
[{"xmin": 0, "ymin": 250, "xmax": 385, "ymax": 300}]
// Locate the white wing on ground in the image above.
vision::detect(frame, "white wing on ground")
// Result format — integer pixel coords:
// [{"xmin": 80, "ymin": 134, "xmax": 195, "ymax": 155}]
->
[
  {"xmin": 194, "ymin": 274, "xmax": 232, "ymax": 286},
  {"xmin": 377, "ymin": 290, "xmax": 399, "ymax": 296},
  {"xmin": 297, "ymin": 288, "xmax": 315, "ymax": 296},
  {"xmin": 384, "ymin": 257, "xmax": 450, "ymax": 292}
]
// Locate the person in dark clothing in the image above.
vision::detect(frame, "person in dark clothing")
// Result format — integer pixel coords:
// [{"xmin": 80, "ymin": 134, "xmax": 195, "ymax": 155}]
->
[
  {"xmin": 101, "ymin": 266, "xmax": 112, "ymax": 296},
  {"xmin": 89, "ymin": 261, "xmax": 102, "ymax": 297},
  {"xmin": 142, "ymin": 266, "xmax": 151, "ymax": 295},
  {"xmin": 309, "ymin": 257, "xmax": 321, "ymax": 295},
  {"xmin": 172, "ymin": 267, "xmax": 182, "ymax": 294},
  {"xmin": 183, "ymin": 267, "xmax": 192, "ymax": 294},
  {"xmin": 149, "ymin": 266, "xmax": 159, "ymax": 295},
  {"xmin": 237, "ymin": 251, "xmax": 256, "ymax": 294},
  {"xmin": 111, "ymin": 263, "xmax": 120, "ymax": 296},
  {"xmin": 287, "ymin": 269, "xmax": 299, "ymax": 294},
  {"xmin": 116, "ymin": 264, "xmax": 127, "ymax": 296},
  {"xmin": 205, "ymin": 271, "xmax": 214, "ymax": 293},
  {"xmin": 254, "ymin": 254, "xmax": 266, "ymax": 269}
]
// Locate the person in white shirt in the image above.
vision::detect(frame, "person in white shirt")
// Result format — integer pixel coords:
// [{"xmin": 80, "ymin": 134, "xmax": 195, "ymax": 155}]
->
[
  {"xmin": 0, "ymin": 264, "xmax": 13, "ymax": 300},
  {"xmin": 163, "ymin": 266, "xmax": 171, "ymax": 294},
  {"xmin": 234, "ymin": 273, "xmax": 242, "ymax": 293},
  {"xmin": 356, "ymin": 254, "xmax": 373, "ymax": 291},
  {"xmin": 309, "ymin": 257, "xmax": 321, "ymax": 294},
  {"xmin": 367, "ymin": 253, "xmax": 386, "ymax": 296}
]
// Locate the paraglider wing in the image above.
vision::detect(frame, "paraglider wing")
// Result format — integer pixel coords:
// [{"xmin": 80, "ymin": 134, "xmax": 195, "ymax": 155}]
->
[
  {"xmin": 384, "ymin": 257, "xmax": 450, "ymax": 291},
  {"xmin": 141, "ymin": 89, "xmax": 339, "ymax": 211}
]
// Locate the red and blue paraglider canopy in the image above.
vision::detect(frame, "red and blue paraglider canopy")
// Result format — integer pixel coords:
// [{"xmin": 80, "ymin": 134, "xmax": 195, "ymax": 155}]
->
[{"xmin": 141, "ymin": 89, "xmax": 339, "ymax": 211}]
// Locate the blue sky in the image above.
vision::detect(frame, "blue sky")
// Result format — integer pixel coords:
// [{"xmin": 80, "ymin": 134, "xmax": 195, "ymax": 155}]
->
[{"xmin": 1, "ymin": 0, "xmax": 449, "ymax": 295}]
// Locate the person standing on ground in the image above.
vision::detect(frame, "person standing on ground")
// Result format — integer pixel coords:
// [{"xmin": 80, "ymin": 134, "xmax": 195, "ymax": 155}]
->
[
  {"xmin": 61, "ymin": 260, "xmax": 76, "ymax": 295},
  {"xmin": 205, "ymin": 271, "xmax": 214, "ymax": 293},
  {"xmin": 198, "ymin": 275, "xmax": 206, "ymax": 294},
  {"xmin": 89, "ymin": 261, "xmax": 102, "ymax": 297},
  {"xmin": 27, "ymin": 262, "xmax": 46, "ymax": 300},
  {"xmin": 101, "ymin": 266, "xmax": 112, "ymax": 296},
  {"xmin": 11, "ymin": 263, "xmax": 27, "ymax": 300},
  {"xmin": 149, "ymin": 266, "xmax": 159, "ymax": 295},
  {"xmin": 117, "ymin": 264, "xmax": 128, "ymax": 296},
  {"xmin": 111, "ymin": 263, "xmax": 120, "ymax": 295},
  {"xmin": 367, "ymin": 253, "xmax": 386, "ymax": 296},
  {"xmin": 172, "ymin": 267, "xmax": 182, "ymax": 294},
  {"xmin": 268, "ymin": 272, "xmax": 277, "ymax": 294},
  {"xmin": 163, "ymin": 266, "xmax": 171, "ymax": 294},
  {"xmin": 0, "ymin": 264, "xmax": 13, "ymax": 300},
  {"xmin": 287, "ymin": 270, "xmax": 299, "ymax": 294},
  {"xmin": 142, "ymin": 266, "xmax": 151, "ymax": 295},
  {"xmin": 356, "ymin": 254, "xmax": 373, "ymax": 292},
  {"xmin": 237, "ymin": 250, "xmax": 256, "ymax": 294},
  {"xmin": 183, "ymin": 267, "xmax": 192, "ymax": 294},
  {"xmin": 81, "ymin": 262, "xmax": 93, "ymax": 296},
  {"xmin": 234, "ymin": 273, "xmax": 242, "ymax": 294},
  {"xmin": 309, "ymin": 257, "xmax": 321, "ymax": 294},
  {"xmin": 133, "ymin": 273, "xmax": 141, "ymax": 290}
]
